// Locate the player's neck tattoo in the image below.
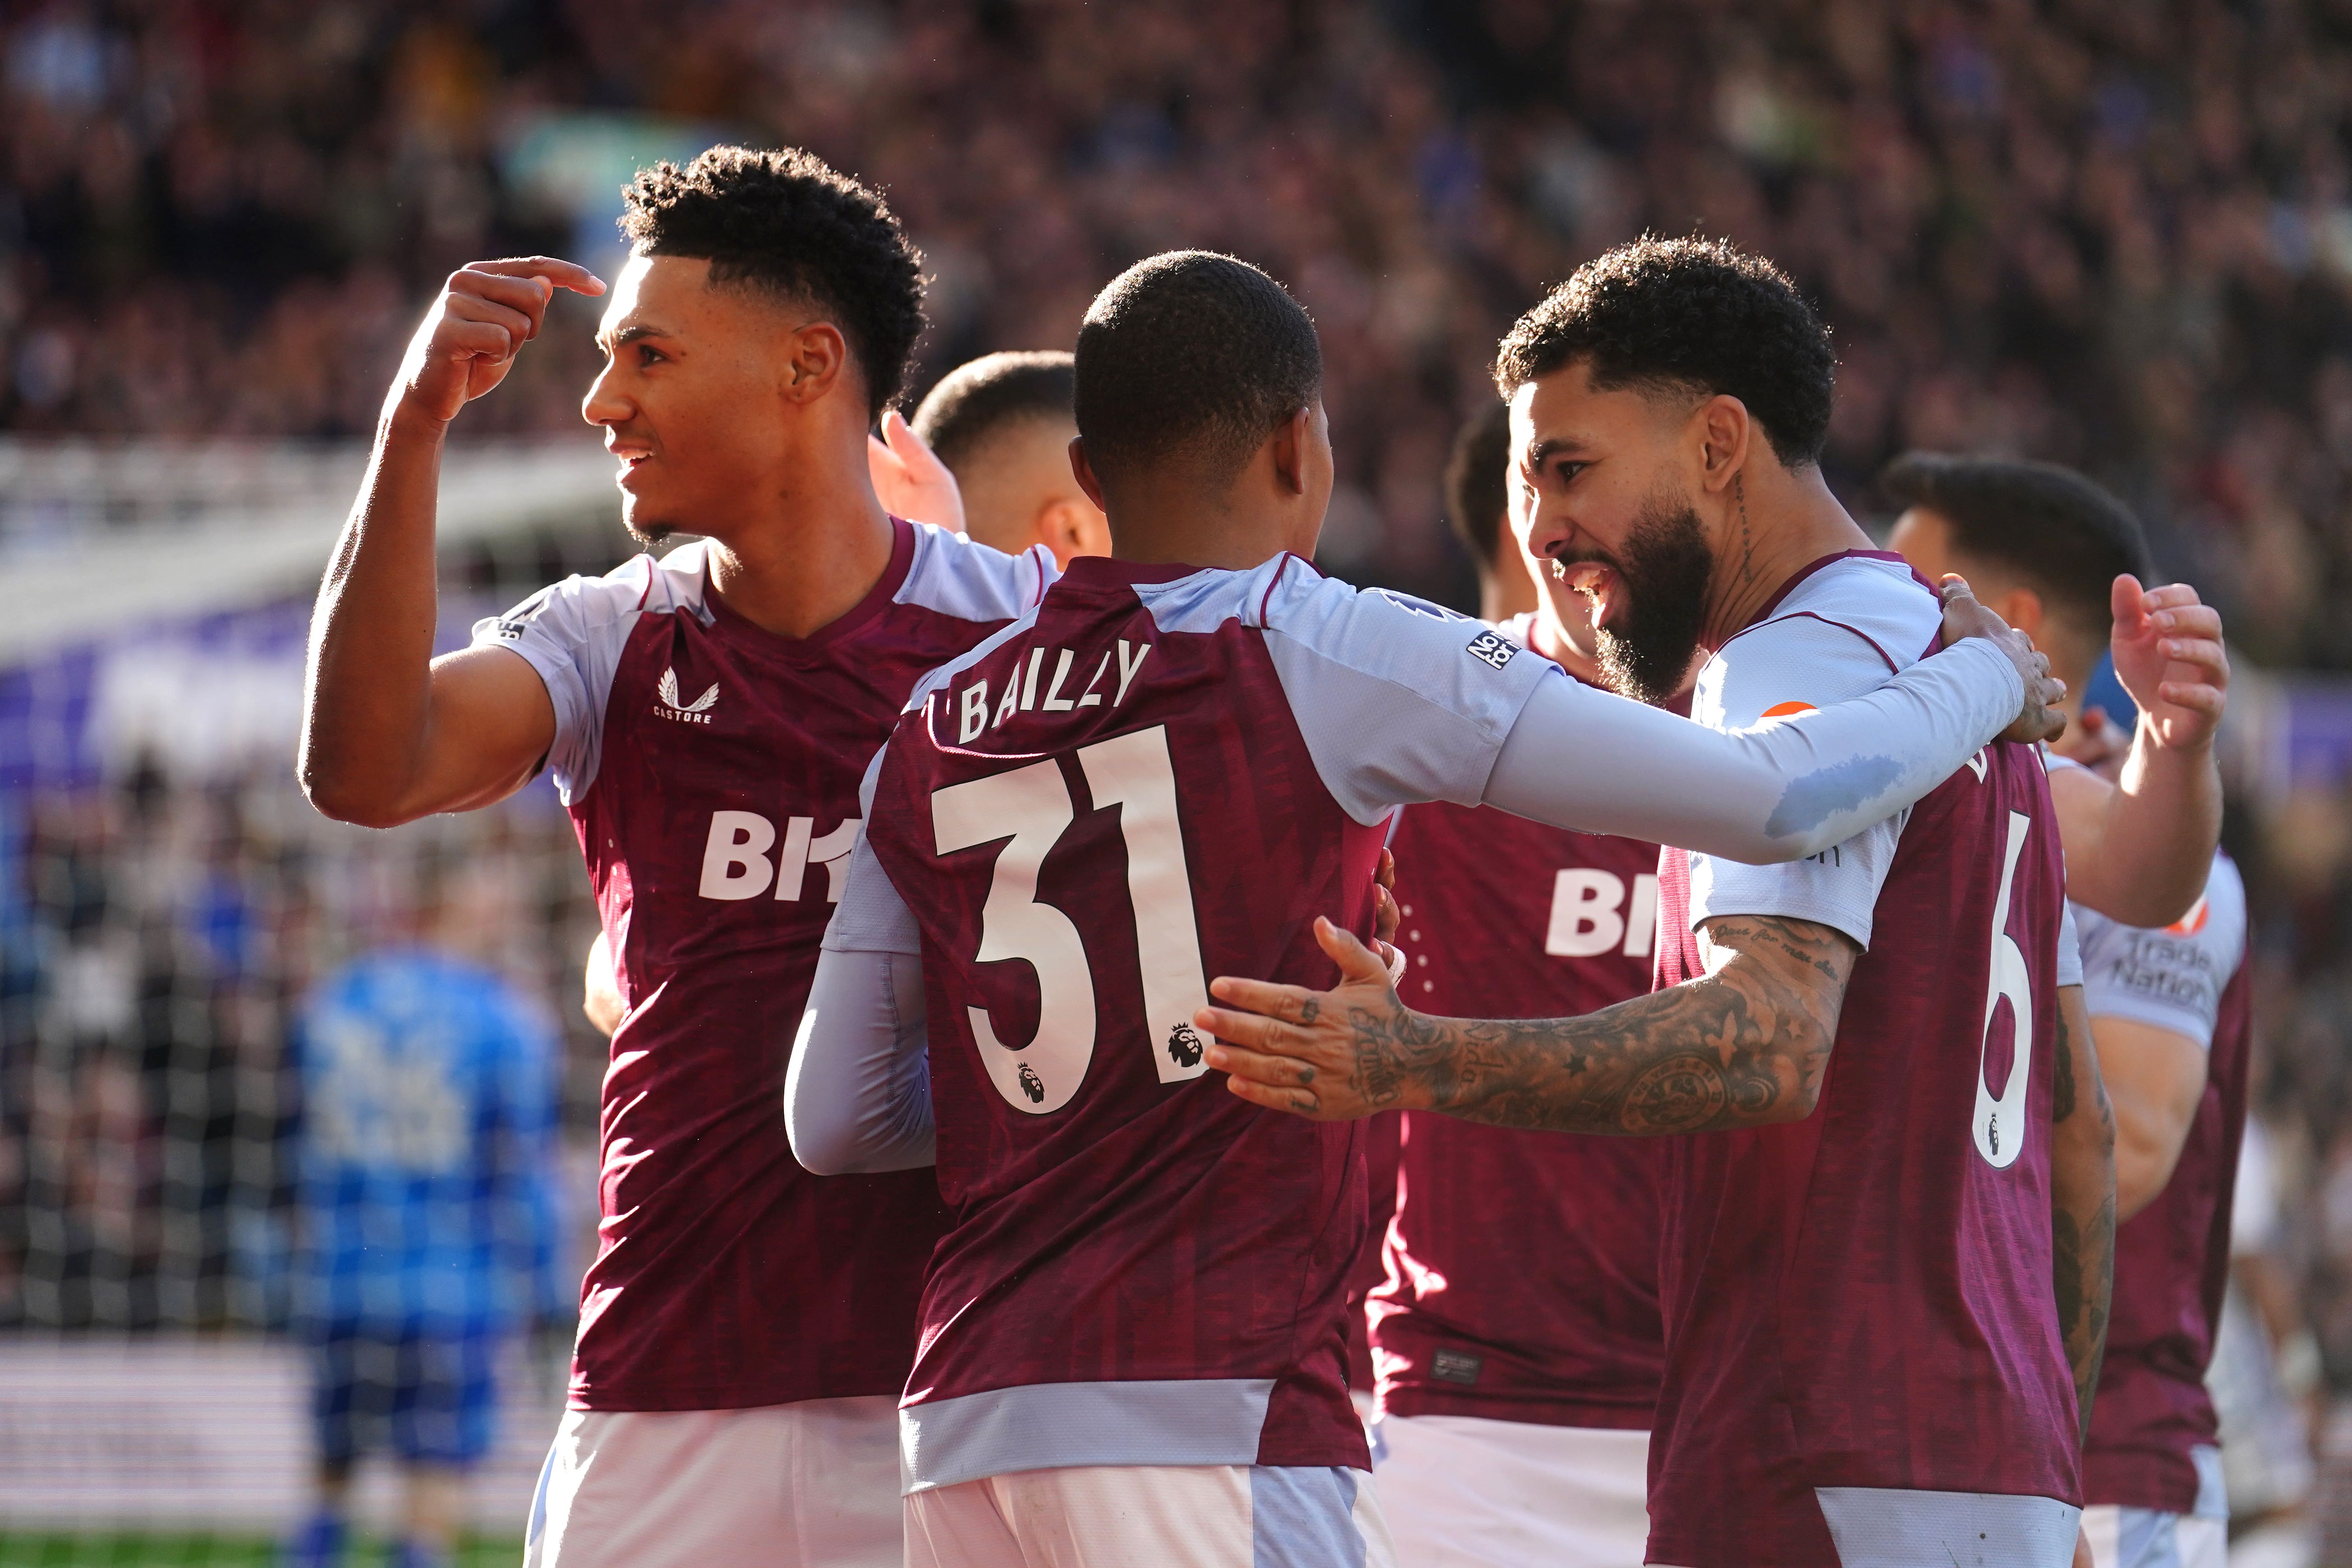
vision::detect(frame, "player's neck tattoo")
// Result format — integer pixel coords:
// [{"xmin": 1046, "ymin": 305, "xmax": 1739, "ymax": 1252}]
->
[{"xmin": 1732, "ymin": 472, "xmax": 1761, "ymax": 593}]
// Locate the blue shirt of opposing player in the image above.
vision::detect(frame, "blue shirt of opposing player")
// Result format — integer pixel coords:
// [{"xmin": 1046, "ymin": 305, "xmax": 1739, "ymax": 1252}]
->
[{"xmin": 293, "ymin": 945, "xmax": 565, "ymax": 1335}]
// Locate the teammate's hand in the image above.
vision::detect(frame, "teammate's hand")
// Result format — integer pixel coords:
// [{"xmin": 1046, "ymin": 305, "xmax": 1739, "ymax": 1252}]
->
[
  {"xmin": 2108, "ymin": 576, "xmax": 2228, "ymax": 753},
  {"xmin": 1197, "ymin": 917, "xmax": 1413, "ymax": 1121},
  {"xmin": 1371, "ymin": 847, "xmax": 1407, "ymax": 984},
  {"xmin": 2072, "ymin": 1528, "xmax": 2093, "ymax": 1568},
  {"xmin": 1936, "ymin": 575, "xmax": 2067, "ymax": 744},
  {"xmin": 391, "ymin": 257, "xmax": 606, "ymax": 427},
  {"xmin": 868, "ymin": 409, "xmax": 966, "ymax": 532}
]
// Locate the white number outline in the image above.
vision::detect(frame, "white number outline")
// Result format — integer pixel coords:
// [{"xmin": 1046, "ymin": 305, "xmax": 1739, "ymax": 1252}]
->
[
  {"xmin": 928, "ymin": 725, "xmax": 1210, "ymax": 1114},
  {"xmin": 1971, "ymin": 809, "xmax": 2035, "ymax": 1168}
]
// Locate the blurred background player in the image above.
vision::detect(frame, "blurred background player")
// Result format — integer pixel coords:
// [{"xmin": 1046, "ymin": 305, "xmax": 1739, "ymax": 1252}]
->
[
  {"xmin": 1886, "ymin": 456, "xmax": 2247, "ymax": 1568},
  {"xmin": 1197, "ymin": 237, "xmax": 2111, "ymax": 1568},
  {"xmin": 1444, "ymin": 401, "xmax": 1538, "ymax": 627},
  {"xmin": 299, "ymin": 147, "xmax": 1051, "ymax": 1568},
  {"xmin": 1363, "ymin": 394, "xmax": 1672, "ymax": 1567},
  {"xmin": 285, "ymin": 854, "xmax": 563, "ymax": 1568},
  {"xmin": 911, "ymin": 350, "xmax": 1111, "ymax": 567},
  {"xmin": 790, "ymin": 248, "xmax": 2057, "ymax": 1568}
]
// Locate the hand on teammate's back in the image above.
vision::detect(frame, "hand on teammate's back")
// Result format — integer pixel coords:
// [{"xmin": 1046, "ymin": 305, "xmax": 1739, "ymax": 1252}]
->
[
  {"xmin": 1198, "ymin": 917, "xmax": 1405, "ymax": 1122},
  {"xmin": 1934, "ymin": 575, "xmax": 2069, "ymax": 744},
  {"xmin": 392, "ymin": 256, "xmax": 607, "ymax": 426},
  {"xmin": 867, "ymin": 408, "xmax": 966, "ymax": 532},
  {"xmin": 2106, "ymin": 575, "xmax": 2229, "ymax": 752}
]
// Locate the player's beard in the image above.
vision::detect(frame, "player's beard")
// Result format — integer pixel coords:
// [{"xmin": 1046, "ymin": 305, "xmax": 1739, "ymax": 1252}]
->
[
  {"xmin": 621, "ymin": 506, "xmax": 678, "ymax": 547},
  {"xmin": 624, "ymin": 520, "xmax": 678, "ymax": 546},
  {"xmin": 1556, "ymin": 489, "xmax": 1715, "ymax": 707}
]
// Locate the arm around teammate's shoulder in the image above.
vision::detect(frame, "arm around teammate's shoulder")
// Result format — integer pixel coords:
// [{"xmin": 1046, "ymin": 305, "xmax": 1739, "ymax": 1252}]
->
[{"xmin": 1483, "ymin": 580, "xmax": 2060, "ymax": 865}]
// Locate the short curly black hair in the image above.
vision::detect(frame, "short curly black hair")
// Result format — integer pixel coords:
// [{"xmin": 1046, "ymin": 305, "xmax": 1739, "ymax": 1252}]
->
[
  {"xmin": 619, "ymin": 145, "xmax": 923, "ymax": 416},
  {"xmin": 1493, "ymin": 236, "xmax": 1834, "ymax": 469},
  {"xmin": 1074, "ymin": 251, "xmax": 1321, "ymax": 491}
]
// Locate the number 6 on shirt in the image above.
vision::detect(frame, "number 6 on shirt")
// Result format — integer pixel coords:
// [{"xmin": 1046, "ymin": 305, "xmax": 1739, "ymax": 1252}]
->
[
  {"xmin": 930, "ymin": 725, "xmax": 1212, "ymax": 1114},
  {"xmin": 1971, "ymin": 809, "xmax": 2035, "ymax": 1169}
]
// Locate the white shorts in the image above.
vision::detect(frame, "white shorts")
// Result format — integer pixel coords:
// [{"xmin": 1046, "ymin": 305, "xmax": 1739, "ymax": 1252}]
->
[
  {"xmin": 2080, "ymin": 1504, "xmax": 2228, "ymax": 1568},
  {"xmin": 524, "ymin": 1396, "xmax": 901, "ymax": 1568},
  {"xmin": 1371, "ymin": 1413, "xmax": 1649, "ymax": 1568},
  {"xmin": 906, "ymin": 1462, "xmax": 1397, "ymax": 1568}
]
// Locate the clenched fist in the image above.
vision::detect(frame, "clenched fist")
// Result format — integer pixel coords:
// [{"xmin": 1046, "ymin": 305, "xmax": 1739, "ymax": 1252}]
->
[{"xmin": 389, "ymin": 256, "xmax": 606, "ymax": 427}]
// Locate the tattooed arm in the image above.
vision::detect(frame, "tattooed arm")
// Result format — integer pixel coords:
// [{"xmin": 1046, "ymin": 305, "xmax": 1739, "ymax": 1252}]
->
[
  {"xmin": 1196, "ymin": 912, "xmax": 1857, "ymax": 1134},
  {"xmin": 2049, "ymin": 982, "xmax": 2118, "ymax": 1443}
]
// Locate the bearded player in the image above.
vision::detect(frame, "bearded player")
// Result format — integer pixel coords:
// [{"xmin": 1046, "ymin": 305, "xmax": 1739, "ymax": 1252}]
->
[
  {"xmin": 785, "ymin": 249, "xmax": 2061, "ymax": 1567},
  {"xmin": 299, "ymin": 147, "xmax": 1053, "ymax": 1568},
  {"xmin": 1886, "ymin": 454, "xmax": 2246, "ymax": 1568},
  {"xmin": 1373, "ymin": 432, "xmax": 2232, "ymax": 1565},
  {"xmin": 1200, "ymin": 237, "xmax": 2116, "ymax": 1568},
  {"xmin": 1364, "ymin": 394, "xmax": 1677, "ymax": 1565}
]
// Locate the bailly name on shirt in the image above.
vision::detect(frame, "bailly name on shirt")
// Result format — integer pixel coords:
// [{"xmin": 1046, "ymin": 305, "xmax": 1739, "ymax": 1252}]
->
[{"xmin": 937, "ymin": 638, "xmax": 1156, "ymax": 746}]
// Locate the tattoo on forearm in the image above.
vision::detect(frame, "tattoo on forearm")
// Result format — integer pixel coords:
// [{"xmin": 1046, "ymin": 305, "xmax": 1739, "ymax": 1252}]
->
[
  {"xmin": 2053, "ymin": 1193, "xmax": 2115, "ymax": 1442},
  {"xmin": 1337, "ymin": 915, "xmax": 1855, "ymax": 1135},
  {"xmin": 2051, "ymin": 990, "xmax": 2117, "ymax": 1442},
  {"xmin": 2052, "ymin": 1001, "xmax": 2076, "ymax": 1123}
]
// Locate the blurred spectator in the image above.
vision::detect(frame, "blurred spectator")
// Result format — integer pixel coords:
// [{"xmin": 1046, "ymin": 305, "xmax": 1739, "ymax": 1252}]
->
[
  {"xmin": 284, "ymin": 851, "xmax": 565, "ymax": 1568},
  {"xmin": 13, "ymin": 0, "xmax": 2352, "ymax": 656}
]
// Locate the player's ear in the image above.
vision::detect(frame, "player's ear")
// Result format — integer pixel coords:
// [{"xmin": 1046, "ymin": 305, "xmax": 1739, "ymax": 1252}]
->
[
  {"xmin": 1695, "ymin": 394, "xmax": 1751, "ymax": 496},
  {"xmin": 780, "ymin": 320, "xmax": 848, "ymax": 405},
  {"xmin": 1268, "ymin": 406, "xmax": 1315, "ymax": 497},
  {"xmin": 1068, "ymin": 437, "xmax": 1108, "ymax": 515},
  {"xmin": 1038, "ymin": 499, "xmax": 1091, "ymax": 566},
  {"xmin": 1997, "ymin": 585, "xmax": 2046, "ymax": 641}
]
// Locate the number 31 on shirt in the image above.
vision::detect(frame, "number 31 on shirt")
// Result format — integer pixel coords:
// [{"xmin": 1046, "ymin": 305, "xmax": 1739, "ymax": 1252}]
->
[{"xmin": 930, "ymin": 726, "xmax": 1210, "ymax": 1115}]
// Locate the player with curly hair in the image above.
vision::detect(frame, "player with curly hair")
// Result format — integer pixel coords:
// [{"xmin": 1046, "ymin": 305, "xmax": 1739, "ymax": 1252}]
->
[{"xmin": 299, "ymin": 144, "xmax": 1056, "ymax": 1568}]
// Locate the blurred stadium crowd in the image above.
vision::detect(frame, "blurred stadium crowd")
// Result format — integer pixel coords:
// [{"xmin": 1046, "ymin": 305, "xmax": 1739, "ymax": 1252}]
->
[{"xmin": 5, "ymin": 0, "xmax": 2352, "ymax": 1542}]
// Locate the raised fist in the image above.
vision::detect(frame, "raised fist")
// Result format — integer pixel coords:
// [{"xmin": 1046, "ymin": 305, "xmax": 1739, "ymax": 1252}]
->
[{"xmin": 390, "ymin": 256, "xmax": 606, "ymax": 426}]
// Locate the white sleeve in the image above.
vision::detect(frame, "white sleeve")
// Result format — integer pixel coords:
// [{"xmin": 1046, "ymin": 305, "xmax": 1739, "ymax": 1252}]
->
[
  {"xmin": 821, "ymin": 749, "xmax": 922, "ymax": 957},
  {"xmin": 1678, "ymin": 614, "xmax": 1950, "ymax": 948},
  {"xmin": 2056, "ymin": 898, "xmax": 2084, "ymax": 989},
  {"xmin": 470, "ymin": 563, "xmax": 650, "ymax": 803},
  {"xmin": 785, "ymin": 946, "xmax": 934, "ymax": 1174},
  {"xmin": 2074, "ymin": 857, "xmax": 2246, "ymax": 1046},
  {"xmin": 1478, "ymin": 633, "xmax": 2023, "ymax": 885},
  {"xmin": 1262, "ymin": 581, "xmax": 1555, "ymax": 825}
]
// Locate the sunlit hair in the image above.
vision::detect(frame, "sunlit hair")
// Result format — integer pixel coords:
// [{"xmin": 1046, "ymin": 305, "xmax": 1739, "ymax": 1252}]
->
[
  {"xmin": 1494, "ymin": 235, "xmax": 1834, "ymax": 469},
  {"xmin": 620, "ymin": 145, "xmax": 924, "ymax": 416},
  {"xmin": 1074, "ymin": 251, "xmax": 1322, "ymax": 491},
  {"xmin": 913, "ymin": 351, "xmax": 1075, "ymax": 474},
  {"xmin": 1881, "ymin": 452, "xmax": 2153, "ymax": 631}
]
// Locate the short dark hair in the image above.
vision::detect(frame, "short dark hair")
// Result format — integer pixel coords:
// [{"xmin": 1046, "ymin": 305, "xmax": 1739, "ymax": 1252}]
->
[
  {"xmin": 1074, "ymin": 251, "xmax": 1321, "ymax": 489},
  {"xmin": 1493, "ymin": 236, "xmax": 1834, "ymax": 468},
  {"xmin": 911, "ymin": 352, "xmax": 1076, "ymax": 474},
  {"xmin": 1880, "ymin": 452, "xmax": 2154, "ymax": 630},
  {"xmin": 619, "ymin": 145, "xmax": 923, "ymax": 415},
  {"xmin": 1446, "ymin": 399, "xmax": 1514, "ymax": 572}
]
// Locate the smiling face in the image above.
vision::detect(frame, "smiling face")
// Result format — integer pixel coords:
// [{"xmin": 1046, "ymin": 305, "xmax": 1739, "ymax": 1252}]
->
[
  {"xmin": 1508, "ymin": 360, "xmax": 1718, "ymax": 704},
  {"xmin": 582, "ymin": 253, "xmax": 844, "ymax": 546}
]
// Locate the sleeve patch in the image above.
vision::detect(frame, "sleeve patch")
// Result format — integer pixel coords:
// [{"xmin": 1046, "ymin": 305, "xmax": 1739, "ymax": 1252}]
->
[
  {"xmin": 1465, "ymin": 629, "xmax": 1518, "ymax": 670},
  {"xmin": 1761, "ymin": 700, "xmax": 1817, "ymax": 717}
]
